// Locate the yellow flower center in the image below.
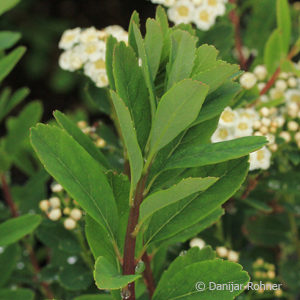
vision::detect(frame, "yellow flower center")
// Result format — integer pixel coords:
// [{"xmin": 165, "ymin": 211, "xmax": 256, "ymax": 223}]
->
[
  {"xmin": 208, "ymin": 0, "xmax": 217, "ymax": 6},
  {"xmin": 218, "ymin": 128, "xmax": 229, "ymax": 139},
  {"xmin": 94, "ymin": 59, "xmax": 106, "ymax": 70},
  {"xmin": 199, "ymin": 10, "xmax": 210, "ymax": 22},
  {"xmin": 85, "ymin": 44, "xmax": 97, "ymax": 54},
  {"xmin": 238, "ymin": 122, "xmax": 248, "ymax": 130},
  {"xmin": 177, "ymin": 5, "xmax": 189, "ymax": 17},
  {"xmin": 221, "ymin": 111, "xmax": 235, "ymax": 123},
  {"xmin": 86, "ymin": 35, "xmax": 97, "ymax": 42},
  {"xmin": 63, "ymin": 35, "xmax": 75, "ymax": 43},
  {"xmin": 257, "ymin": 150, "xmax": 265, "ymax": 161}
]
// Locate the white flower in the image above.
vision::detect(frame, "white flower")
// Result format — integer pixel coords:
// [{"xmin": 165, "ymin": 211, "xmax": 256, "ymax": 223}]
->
[
  {"xmin": 91, "ymin": 70, "xmax": 109, "ymax": 88},
  {"xmin": 64, "ymin": 218, "xmax": 76, "ymax": 230},
  {"xmin": 211, "ymin": 126, "xmax": 234, "ymax": 142},
  {"xmin": 227, "ymin": 250, "xmax": 239, "ymax": 262},
  {"xmin": 48, "ymin": 208, "xmax": 62, "ymax": 221},
  {"xmin": 168, "ymin": 0, "xmax": 196, "ymax": 25},
  {"xmin": 161, "ymin": 0, "xmax": 176, "ymax": 7},
  {"xmin": 219, "ymin": 107, "xmax": 238, "ymax": 127},
  {"xmin": 216, "ymin": 246, "xmax": 228, "ymax": 258},
  {"xmin": 104, "ymin": 25, "xmax": 128, "ymax": 43},
  {"xmin": 190, "ymin": 238, "xmax": 206, "ymax": 249},
  {"xmin": 249, "ymin": 147, "xmax": 271, "ymax": 171},
  {"xmin": 204, "ymin": 0, "xmax": 226, "ymax": 16},
  {"xmin": 70, "ymin": 208, "xmax": 82, "ymax": 221},
  {"xmin": 192, "ymin": 0, "xmax": 205, "ymax": 5},
  {"xmin": 49, "ymin": 197, "xmax": 61, "ymax": 208},
  {"xmin": 240, "ymin": 72, "xmax": 257, "ymax": 89},
  {"xmin": 59, "ymin": 28, "xmax": 81, "ymax": 50},
  {"xmin": 39, "ymin": 200, "xmax": 49, "ymax": 212},
  {"xmin": 193, "ymin": 5, "xmax": 217, "ymax": 30},
  {"xmin": 275, "ymin": 79, "xmax": 288, "ymax": 91},
  {"xmin": 80, "ymin": 41, "xmax": 106, "ymax": 62},
  {"xmin": 84, "ymin": 58, "xmax": 106, "ymax": 77},
  {"xmin": 285, "ymin": 89, "xmax": 300, "ymax": 103},
  {"xmin": 237, "ymin": 108, "xmax": 259, "ymax": 123},
  {"xmin": 288, "ymin": 77, "xmax": 297, "ymax": 88},
  {"xmin": 253, "ymin": 65, "xmax": 267, "ymax": 81},
  {"xmin": 80, "ymin": 27, "xmax": 99, "ymax": 44},
  {"xmin": 59, "ymin": 49, "xmax": 84, "ymax": 71},
  {"xmin": 265, "ymin": 133, "xmax": 275, "ymax": 144},
  {"xmin": 235, "ymin": 117, "xmax": 253, "ymax": 137}
]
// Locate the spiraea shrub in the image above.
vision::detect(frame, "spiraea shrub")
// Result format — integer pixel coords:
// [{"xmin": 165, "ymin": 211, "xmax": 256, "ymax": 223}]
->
[{"xmin": 28, "ymin": 6, "xmax": 268, "ymax": 300}]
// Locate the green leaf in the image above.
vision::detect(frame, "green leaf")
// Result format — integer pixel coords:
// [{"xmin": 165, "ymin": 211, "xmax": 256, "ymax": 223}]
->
[
  {"xmin": 94, "ymin": 256, "xmax": 141, "ymax": 290},
  {"xmin": 110, "ymin": 91, "xmax": 143, "ymax": 197},
  {"xmin": 240, "ymin": 197, "xmax": 272, "ymax": 213},
  {"xmin": 113, "ymin": 42, "xmax": 151, "ymax": 150},
  {"xmin": 0, "ymin": 0, "xmax": 20, "ymax": 16},
  {"xmin": 132, "ymin": 23, "xmax": 156, "ymax": 118},
  {"xmin": 193, "ymin": 82, "xmax": 240, "ymax": 125},
  {"xmin": 0, "ymin": 31, "xmax": 21, "ymax": 50},
  {"xmin": 165, "ymin": 136, "xmax": 267, "ymax": 170},
  {"xmin": 0, "ymin": 214, "xmax": 41, "ymax": 246},
  {"xmin": 128, "ymin": 11, "xmax": 140, "ymax": 56},
  {"xmin": 145, "ymin": 19, "xmax": 163, "ymax": 81},
  {"xmin": 58, "ymin": 264, "xmax": 93, "ymax": 291},
  {"xmin": 30, "ymin": 124, "xmax": 119, "ymax": 241},
  {"xmin": 74, "ymin": 295, "xmax": 113, "ymax": 300},
  {"xmin": 54, "ymin": 110, "xmax": 110, "ymax": 169},
  {"xmin": 0, "ymin": 289, "xmax": 34, "ymax": 300},
  {"xmin": 264, "ymin": 29, "xmax": 282, "ymax": 74},
  {"xmin": 156, "ymin": 247, "xmax": 216, "ymax": 292},
  {"xmin": 150, "ymin": 79, "xmax": 209, "ymax": 155},
  {"xmin": 0, "ymin": 46, "xmax": 26, "ymax": 82},
  {"xmin": 0, "ymin": 243, "xmax": 20, "ymax": 286},
  {"xmin": 191, "ymin": 44, "xmax": 219, "ymax": 76},
  {"xmin": 105, "ymin": 35, "xmax": 118, "ymax": 91},
  {"xmin": 85, "ymin": 215, "xmax": 119, "ymax": 268},
  {"xmin": 5, "ymin": 101, "xmax": 42, "ymax": 154},
  {"xmin": 153, "ymin": 259, "xmax": 249, "ymax": 300},
  {"xmin": 0, "ymin": 87, "xmax": 30, "ymax": 122},
  {"xmin": 276, "ymin": 0, "xmax": 291, "ymax": 54},
  {"xmin": 166, "ymin": 30, "xmax": 197, "ymax": 90},
  {"xmin": 192, "ymin": 61, "xmax": 239, "ymax": 93},
  {"xmin": 139, "ymin": 177, "xmax": 218, "ymax": 228},
  {"xmin": 144, "ymin": 157, "xmax": 249, "ymax": 246}
]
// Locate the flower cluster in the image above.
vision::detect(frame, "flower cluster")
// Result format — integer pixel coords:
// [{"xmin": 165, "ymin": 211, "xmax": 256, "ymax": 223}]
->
[
  {"xmin": 39, "ymin": 182, "xmax": 83, "ymax": 230},
  {"xmin": 251, "ymin": 258, "xmax": 283, "ymax": 297},
  {"xmin": 216, "ymin": 246, "xmax": 239, "ymax": 262},
  {"xmin": 58, "ymin": 26, "xmax": 128, "ymax": 87},
  {"xmin": 150, "ymin": 0, "xmax": 227, "ymax": 31}
]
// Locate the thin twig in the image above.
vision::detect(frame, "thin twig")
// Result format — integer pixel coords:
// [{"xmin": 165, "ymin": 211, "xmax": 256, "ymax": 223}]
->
[
  {"xmin": 1, "ymin": 174, "xmax": 54, "ymax": 299},
  {"xmin": 229, "ymin": 0, "xmax": 247, "ymax": 70},
  {"xmin": 142, "ymin": 251, "xmax": 156, "ymax": 298}
]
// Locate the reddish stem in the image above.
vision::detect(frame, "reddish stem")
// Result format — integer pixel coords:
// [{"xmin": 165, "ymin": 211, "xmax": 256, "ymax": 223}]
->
[
  {"xmin": 142, "ymin": 252, "xmax": 156, "ymax": 298},
  {"xmin": 259, "ymin": 67, "xmax": 281, "ymax": 96},
  {"xmin": 229, "ymin": 0, "xmax": 247, "ymax": 70},
  {"xmin": 1, "ymin": 174, "xmax": 54, "ymax": 299}
]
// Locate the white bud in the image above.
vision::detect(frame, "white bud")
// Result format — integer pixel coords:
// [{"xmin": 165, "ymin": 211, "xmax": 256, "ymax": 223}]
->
[
  {"xmin": 95, "ymin": 138, "xmax": 106, "ymax": 148},
  {"xmin": 63, "ymin": 207, "xmax": 71, "ymax": 215},
  {"xmin": 254, "ymin": 131, "xmax": 263, "ymax": 136},
  {"xmin": 269, "ymin": 126, "xmax": 277, "ymax": 133},
  {"xmin": 253, "ymin": 65, "xmax": 267, "ymax": 81},
  {"xmin": 227, "ymin": 250, "xmax": 239, "ymax": 262},
  {"xmin": 257, "ymin": 82, "xmax": 266, "ymax": 91},
  {"xmin": 39, "ymin": 200, "xmax": 50, "ymax": 212},
  {"xmin": 260, "ymin": 107, "xmax": 270, "ymax": 117},
  {"xmin": 48, "ymin": 208, "xmax": 62, "ymax": 221},
  {"xmin": 70, "ymin": 208, "xmax": 82, "ymax": 221},
  {"xmin": 275, "ymin": 79, "xmax": 287, "ymax": 91},
  {"xmin": 261, "ymin": 117, "xmax": 271, "ymax": 127},
  {"xmin": 189, "ymin": 238, "xmax": 206, "ymax": 250},
  {"xmin": 294, "ymin": 132, "xmax": 300, "ymax": 142},
  {"xmin": 275, "ymin": 116, "xmax": 285, "ymax": 127},
  {"xmin": 288, "ymin": 121, "xmax": 299, "ymax": 131},
  {"xmin": 260, "ymin": 126, "xmax": 269, "ymax": 135},
  {"xmin": 240, "ymin": 72, "xmax": 257, "ymax": 89},
  {"xmin": 49, "ymin": 197, "xmax": 61, "ymax": 208},
  {"xmin": 77, "ymin": 121, "xmax": 87, "ymax": 129},
  {"xmin": 269, "ymin": 144, "xmax": 278, "ymax": 152},
  {"xmin": 260, "ymin": 95, "xmax": 269, "ymax": 103},
  {"xmin": 216, "ymin": 246, "xmax": 228, "ymax": 258},
  {"xmin": 253, "ymin": 120, "xmax": 261, "ymax": 130},
  {"xmin": 279, "ymin": 131, "xmax": 291, "ymax": 142},
  {"xmin": 266, "ymin": 133, "xmax": 275, "ymax": 144},
  {"xmin": 279, "ymin": 72, "xmax": 288, "ymax": 79},
  {"xmin": 51, "ymin": 183, "xmax": 63, "ymax": 193},
  {"xmin": 288, "ymin": 77, "xmax": 297, "ymax": 88},
  {"xmin": 64, "ymin": 218, "xmax": 76, "ymax": 230}
]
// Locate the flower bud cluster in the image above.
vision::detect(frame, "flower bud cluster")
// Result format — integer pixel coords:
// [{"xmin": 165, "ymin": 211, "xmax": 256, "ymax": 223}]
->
[
  {"xmin": 216, "ymin": 246, "xmax": 239, "ymax": 262},
  {"xmin": 58, "ymin": 26, "xmax": 128, "ymax": 88},
  {"xmin": 151, "ymin": 0, "xmax": 228, "ymax": 31},
  {"xmin": 39, "ymin": 182, "xmax": 83, "ymax": 230}
]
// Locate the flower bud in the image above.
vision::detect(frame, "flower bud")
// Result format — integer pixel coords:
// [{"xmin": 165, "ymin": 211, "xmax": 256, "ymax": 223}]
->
[
  {"xmin": 260, "ymin": 107, "xmax": 270, "ymax": 117},
  {"xmin": 51, "ymin": 183, "xmax": 63, "ymax": 193},
  {"xmin": 70, "ymin": 208, "xmax": 82, "ymax": 221},
  {"xmin": 240, "ymin": 72, "xmax": 257, "ymax": 89},
  {"xmin": 216, "ymin": 246, "xmax": 228, "ymax": 258},
  {"xmin": 253, "ymin": 65, "xmax": 267, "ymax": 81},
  {"xmin": 288, "ymin": 77, "xmax": 297, "ymax": 88},
  {"xmin": 49, "ymin": 197, "xmax": 61, "ymax": 208},
  {"xmin": 95, "ymin": 138, "xmax": 106, "ymax": 148},
  {"xmin": 189, "ymin": 238, "xmax": 206, "ymax": 250},
  {"xmin": 279, "ymin": 131, "xmax": 291, "ymax": 142},
  {"xmin": 287, "ymin": 121, "xmax": 299, "ymax": 131},
  {"xmin": 64, "ymin": 218, "xmax": 76, "ymax": 230},
  {"xmin": 227, "ymin": 250, "xmax": 239, "ymax": 262},
  {"xmin": 48, "ymin": 208, "xmax": 62, "ymax": 221},
  {"xmin": 275, "ymin": 79, "xmax": 287, "ymax": 91},
  {"xmin": 39, "ymin": 200, "xmax": 50, "ymax": 212}
]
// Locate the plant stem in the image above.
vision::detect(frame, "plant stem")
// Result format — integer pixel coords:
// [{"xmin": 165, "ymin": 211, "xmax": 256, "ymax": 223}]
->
[
  {"xmin": 229, "ymin": 0, "xmax": 247, "ymax": 70},
  {"xmin": 122, "ymin": 175, "xmax": 148, "ymax": 300},
  {"xmin": 0, "ymin": 173, "xmax": 54, "ymax": 299},
  {"xmin": 142, "ymin": 251, "xmax": 156, "ymax": 298}
]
